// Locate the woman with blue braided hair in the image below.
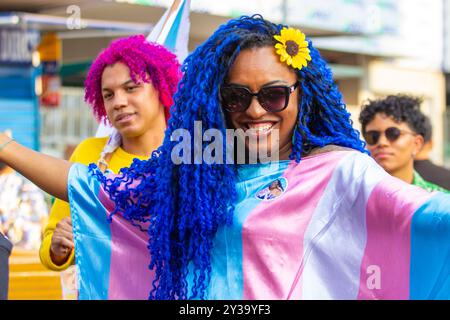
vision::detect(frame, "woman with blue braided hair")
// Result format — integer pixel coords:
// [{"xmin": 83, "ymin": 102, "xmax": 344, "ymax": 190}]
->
[{"xmin": 0, "ymin": 15, "xmax": 449, "ymax": 300}]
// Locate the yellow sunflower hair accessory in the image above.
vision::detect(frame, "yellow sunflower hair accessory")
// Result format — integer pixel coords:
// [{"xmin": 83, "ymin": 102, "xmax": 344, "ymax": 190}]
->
[{"xmin": 274, "ymin": 27, "xmax": 311, "ymax": 70}]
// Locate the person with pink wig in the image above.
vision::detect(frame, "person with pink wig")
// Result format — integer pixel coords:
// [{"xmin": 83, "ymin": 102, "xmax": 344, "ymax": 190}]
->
[{"xmin": 38, "ymin": 35, "xmax": 181, "ymax": 288}]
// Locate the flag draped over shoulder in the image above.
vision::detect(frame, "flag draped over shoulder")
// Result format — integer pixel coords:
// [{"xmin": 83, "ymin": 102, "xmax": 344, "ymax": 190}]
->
[
  {"xmin": 70, "ymin": 0, "xmax": 191, "ymax": 300},
  {"xmin": 69, "ymin": 165, "xmax": 152, "ymax": 299},
  {"xmin": 70, "ymin": 150, "xmax": 450, "ymax": 300}
]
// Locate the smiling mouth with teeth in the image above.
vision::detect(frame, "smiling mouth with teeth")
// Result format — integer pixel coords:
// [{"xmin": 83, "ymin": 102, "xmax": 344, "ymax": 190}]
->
[{"xmin": 245, "ymin": 122, "xmax": 276, "ymax": 134}]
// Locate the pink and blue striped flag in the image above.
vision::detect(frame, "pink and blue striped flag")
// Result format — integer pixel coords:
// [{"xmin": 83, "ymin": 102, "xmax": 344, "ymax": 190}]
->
[{"xmin": 69, "ymin": 150, "xmax": 450, "ymax": 299}]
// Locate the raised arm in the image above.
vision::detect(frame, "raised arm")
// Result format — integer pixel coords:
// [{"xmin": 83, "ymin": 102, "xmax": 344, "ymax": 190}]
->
[{"xmin": 0, "ymin": 133, "xmax": 71, "ymax": 201}]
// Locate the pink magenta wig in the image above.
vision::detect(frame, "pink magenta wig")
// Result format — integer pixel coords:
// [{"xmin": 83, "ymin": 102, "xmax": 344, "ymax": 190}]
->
[{"xmin": 84, "ymin": 35, "xmax": 181, "ymax": 123}]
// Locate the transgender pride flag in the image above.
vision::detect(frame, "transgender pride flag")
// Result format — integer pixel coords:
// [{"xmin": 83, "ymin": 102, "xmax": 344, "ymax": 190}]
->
[{"xmin": 69, "ymin": 150, "xmax": 450, "ymax": 299}]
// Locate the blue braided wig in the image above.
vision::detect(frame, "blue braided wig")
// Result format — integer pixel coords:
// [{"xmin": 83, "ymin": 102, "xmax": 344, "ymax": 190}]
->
[{"xmin": 91, "ymin": 14, "xmax": 368, "ymax": 300}]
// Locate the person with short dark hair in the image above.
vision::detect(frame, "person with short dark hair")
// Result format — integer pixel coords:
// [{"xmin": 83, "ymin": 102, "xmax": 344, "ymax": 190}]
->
[
  {"xmin": 413, "ymin": 115, "xmax": 450, "ymax": 190},
  {"xmin": 359, "ymin": 94, "xmax": 448, "ymax": 193}
]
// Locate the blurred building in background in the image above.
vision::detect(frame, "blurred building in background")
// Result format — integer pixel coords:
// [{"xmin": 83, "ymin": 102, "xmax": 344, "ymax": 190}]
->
[{"xmin": 0, "ymin": 0, "xmax": 449, "ymax": 167}]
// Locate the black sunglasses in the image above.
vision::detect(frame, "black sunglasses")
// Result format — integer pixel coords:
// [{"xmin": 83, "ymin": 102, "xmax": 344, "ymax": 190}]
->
[
  {"xmin": 363, "ymin": 127, "xmax": 416, "ymax": 145},
  {"xmin": 219, "ymin": 81, "xmax": 299, "ymax": 113}
]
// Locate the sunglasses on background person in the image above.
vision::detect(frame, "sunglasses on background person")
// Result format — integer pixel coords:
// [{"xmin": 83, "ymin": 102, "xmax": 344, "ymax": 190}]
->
[
  {"xmin": 363, "ymin": 127, "xmax": 417, "ymax": 146},
  {"xmin": 220, "ymin": 81, "xmax": 299, "ymax": 113}
]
